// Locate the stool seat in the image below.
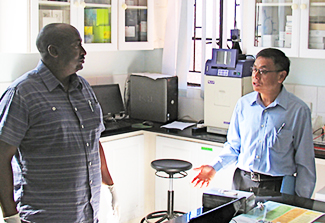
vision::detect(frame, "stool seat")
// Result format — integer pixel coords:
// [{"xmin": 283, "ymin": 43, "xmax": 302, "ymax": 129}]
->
[{"xmin": 151, "ymin": 159, "xmax": 192, "ymax": 175}]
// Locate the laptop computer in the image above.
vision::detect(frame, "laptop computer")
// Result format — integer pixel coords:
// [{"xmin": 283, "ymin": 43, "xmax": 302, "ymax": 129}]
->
[
  {"xmin": 188, "ymin": 197, "xmax": 244, "ymax": 223},
  {"xmin": 91, "ymin": 84, "xmax": 132, "ymax": 131}
]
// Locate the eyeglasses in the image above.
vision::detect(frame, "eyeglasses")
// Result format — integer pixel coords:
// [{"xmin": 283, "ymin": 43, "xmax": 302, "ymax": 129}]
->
[{"xmin": 250, "ymin": 67, "xmax": 283, "ymax": 75}]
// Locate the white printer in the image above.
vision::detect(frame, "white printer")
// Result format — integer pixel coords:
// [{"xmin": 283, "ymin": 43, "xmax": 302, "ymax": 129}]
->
[{"xmin": 204, "ymin": 49, "xmax": 255, "ymax": 135}]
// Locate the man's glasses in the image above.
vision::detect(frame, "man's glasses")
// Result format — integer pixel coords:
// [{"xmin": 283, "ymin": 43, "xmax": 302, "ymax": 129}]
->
[{"xmin": 250, "ymin": 67, "xmax": 283, "ymax": 75}]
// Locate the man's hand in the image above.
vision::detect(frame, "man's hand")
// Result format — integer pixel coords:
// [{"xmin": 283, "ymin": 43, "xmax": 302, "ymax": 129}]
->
[
  {"xmin": 191, "ymin": 165, "xmax": 216, "ymax": 188},
  {"xmin": 4, "ymin": 213, "xmax": 21, "ymax": 223},
  {"xmin": 108, "ymin": 184, "xmax": 119, "ymax": 218}
]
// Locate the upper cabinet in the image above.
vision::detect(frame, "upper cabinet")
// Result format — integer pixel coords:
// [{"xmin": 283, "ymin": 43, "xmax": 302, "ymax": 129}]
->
[
  {"xmin": 30, "ymin": 0, "xmax": 118, "ymax": 52},
  {"xmin": 118, "ymin": 0, "xmax": 153, "ymax": 50},
  {"xmin": 27, "ymin": 0, "xmax": 153, "ymax": 52},
  {"xmin": 245, "ymin": 0, "xmax": 325, "ymax": 59}
]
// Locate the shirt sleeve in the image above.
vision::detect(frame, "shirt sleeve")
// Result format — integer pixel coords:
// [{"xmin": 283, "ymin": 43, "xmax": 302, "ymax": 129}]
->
[
  {"xmin": 293, "ymin": 106, "xmax": 316, "ymax": 198},
  {"xmin": 0, "ymin": 87, "xmax": 29, "ymax": 147}
]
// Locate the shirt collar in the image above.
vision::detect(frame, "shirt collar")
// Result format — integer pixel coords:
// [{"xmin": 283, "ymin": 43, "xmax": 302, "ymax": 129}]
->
[
  {"xmin": 36, "ymin": 60, "xmax": 83, "ymax": 92},
  {"xmin": 250, "ymin": 85, "xmax": 288, "ymax": 110}
]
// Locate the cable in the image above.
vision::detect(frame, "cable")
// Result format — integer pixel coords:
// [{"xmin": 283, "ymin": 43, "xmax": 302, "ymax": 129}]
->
[
  {"xmin": 178, "ymin": 115, "xmax": 197, "ymax": 122},
  {"xmin": 123, "ymin": 75, "xmax": 131, "ymax": 116},
  {"xmin": 313, "ymin": 127, "xmax": 323, "ymax": 135},
  {"xmin": 313, "ymin": 132, "xmax": 325, "ymax": 140}
]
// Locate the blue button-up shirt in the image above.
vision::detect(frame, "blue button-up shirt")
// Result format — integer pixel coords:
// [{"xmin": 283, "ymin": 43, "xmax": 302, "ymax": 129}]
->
[
  {"xmin": 213, "ymin": 87, "xmax": 316, "ymax": 198},
  {"xmin": 0, "ymin": 61, "xmax": 105, "ymax": 222}
]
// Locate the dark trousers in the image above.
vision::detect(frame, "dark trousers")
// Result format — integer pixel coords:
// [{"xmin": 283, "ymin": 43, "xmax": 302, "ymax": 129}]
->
[{"xmin": 232, "ymin": 168, "xmax": 283, "ymax": 194}]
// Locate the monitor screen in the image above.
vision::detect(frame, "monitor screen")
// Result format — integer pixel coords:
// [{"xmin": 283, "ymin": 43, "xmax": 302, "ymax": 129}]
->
[
  {"xmin": 91, "ymin": 84, "xmax": 125, "ymax": 118},
  {"xmin": 216, "ymin": 50, "xmax": 232, "ymax": 65},
  {"xmin": 212, "ymin": 48, "xmax": 238, "ymax": 68}
]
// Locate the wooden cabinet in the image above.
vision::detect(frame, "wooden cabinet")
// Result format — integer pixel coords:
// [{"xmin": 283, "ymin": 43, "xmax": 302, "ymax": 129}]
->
[
  {"xmin": 154, "ymin": 136, "xmax": 235, "ymax": 213},
  {"xmin": 244, "ymin": 0, "xmax": 325, "ymax": 59}
]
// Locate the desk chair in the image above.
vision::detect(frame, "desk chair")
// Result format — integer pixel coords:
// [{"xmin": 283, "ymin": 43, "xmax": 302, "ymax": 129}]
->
[{"xmin": 141, "ymin": 159, "xmax": 193, "ymax": 223}]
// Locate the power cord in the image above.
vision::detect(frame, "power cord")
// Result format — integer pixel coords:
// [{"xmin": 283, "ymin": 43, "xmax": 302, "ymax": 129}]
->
[{"xmin": 313, "ymin": 125, "xmax": 325, "ymax": 141}]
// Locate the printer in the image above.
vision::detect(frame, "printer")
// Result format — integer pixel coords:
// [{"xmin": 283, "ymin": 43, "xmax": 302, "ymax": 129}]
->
[{"xmin": 204, "ymin": 49, "xmax": 255, "ymax": 135}]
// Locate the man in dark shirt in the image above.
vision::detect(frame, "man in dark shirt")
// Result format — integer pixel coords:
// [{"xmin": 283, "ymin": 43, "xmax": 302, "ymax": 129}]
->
[{"xmin": 0, "ymin": 23, "xmax": 117, "ymax": 222}]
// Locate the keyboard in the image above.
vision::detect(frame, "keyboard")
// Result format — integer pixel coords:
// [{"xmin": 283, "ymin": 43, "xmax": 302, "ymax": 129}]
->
[{"xmin": 104, "ymin": 120, "xmax": 133, "ymax": 132}]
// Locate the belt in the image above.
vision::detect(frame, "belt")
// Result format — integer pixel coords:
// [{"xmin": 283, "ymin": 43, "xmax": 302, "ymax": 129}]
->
[{"xmin": 242, "ymin": 169, "xmax": 283, "ymax": 182}]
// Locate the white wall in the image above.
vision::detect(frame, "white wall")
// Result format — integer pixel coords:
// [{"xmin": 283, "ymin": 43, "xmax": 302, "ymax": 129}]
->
[{"xmin": 0, "ymin": 49, "xmax": 163, "ymax": 82}]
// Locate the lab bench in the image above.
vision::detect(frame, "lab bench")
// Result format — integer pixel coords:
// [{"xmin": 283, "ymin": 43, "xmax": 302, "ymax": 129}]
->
[{"xmin": 101, "ymin": 120, "xmax": 325, "ymax": 159}]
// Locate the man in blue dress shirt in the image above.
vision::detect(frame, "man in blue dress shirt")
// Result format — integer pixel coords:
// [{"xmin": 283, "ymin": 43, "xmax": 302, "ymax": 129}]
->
[
  {"xmin": 192, "ymin": 48, "xmax": 316, "ymax": 198},
  {"xmin": 0, "ymin": 23, "xmax": 117, "ymax": 222}
]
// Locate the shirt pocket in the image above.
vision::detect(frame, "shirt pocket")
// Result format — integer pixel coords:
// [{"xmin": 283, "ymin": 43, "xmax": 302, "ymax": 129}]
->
[{"xmin": 268, "ymin": 129, "xmax": 293, "ymax": 154}]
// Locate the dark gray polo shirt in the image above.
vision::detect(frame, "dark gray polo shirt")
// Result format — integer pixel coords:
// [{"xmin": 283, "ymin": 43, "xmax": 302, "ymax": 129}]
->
[{"xmin": 0, "ymin": 61, "xmax": 105, "ymax": 222}]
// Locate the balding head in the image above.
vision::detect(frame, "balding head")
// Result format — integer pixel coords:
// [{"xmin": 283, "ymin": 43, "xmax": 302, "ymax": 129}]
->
[
  {"xmin": 36, "ymin": 23, "xmax": 80, "ymax": 58},
  {"xmin": 35, "ymin": 23, "xmax": 86, "ymax": 80}
]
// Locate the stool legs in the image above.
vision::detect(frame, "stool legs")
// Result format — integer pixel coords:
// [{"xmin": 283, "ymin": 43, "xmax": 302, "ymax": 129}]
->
[
  {"xmin": 141, "ymin": 176, "xmax": 185, "ymax": 222},
  {"xmin": 167, "ymin": 176, "xmax": 174, "ymax": 218},
  {"xmin": 167, "ymin": 190, "xmax": 174, "ymax": 218}
]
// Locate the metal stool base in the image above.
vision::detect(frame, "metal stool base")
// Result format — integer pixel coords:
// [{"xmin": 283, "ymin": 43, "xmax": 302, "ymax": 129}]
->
[{"xmin": 140, "ymin": 210, "xmax": 185, "ymax": 223}]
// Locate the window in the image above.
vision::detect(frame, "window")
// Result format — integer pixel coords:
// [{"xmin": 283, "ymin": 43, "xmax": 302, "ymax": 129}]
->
[{"xmin": 188, "ymin": 0, "xmax": 239, "ymax": 86}]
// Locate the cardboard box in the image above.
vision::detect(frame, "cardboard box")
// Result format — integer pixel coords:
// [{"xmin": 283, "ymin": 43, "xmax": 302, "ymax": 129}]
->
[
  {"xmin": 285, "ymin": 32, "xmax": 292, "ymax": 48},
  {"xmin": 309, "ymin": 36, "xmax": 325, "ymax": 43},
  {"xmin": 310, "ymin": 30, "xmax": 325, "ymax": 36},
  {"xmin": 309, "ymin": 42, "xmax": 325, "ymax": 49},
  {"xmin": 310, "ymin": 23, "xmax": 325, "ymax": 30}
]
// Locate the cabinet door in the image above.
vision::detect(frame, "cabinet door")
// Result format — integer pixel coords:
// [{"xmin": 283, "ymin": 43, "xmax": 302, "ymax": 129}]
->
[
  {"xmin": 101, "ymin": 135, "xmax": 145, "ymax": 223},
  {"xmin": 30, "ymin": 0, "xmax": 117, "ymax": 53},
  {"xmin": 314, "ymin": 158, "xmax": 325, "ymax": 198},
  {"xmin": 190, "ymin": 141, "xmax": 236, "ymax": 210},
  {"xmin": 155, "ymin": 136, "xmax": 234, "ymax": 213},
  {"xmin": 0, "ymin": 1, "xmax": 29, "ymax": 53},
  {"xmin": 81, "ymin": 0, "xmax": 118, "ymax": 51},
  {"xmin": 118, "ymin": 0, "xmax": 154, "ymax": 50},
  {"xmin": 299, "ymin": 0, "xmax": 325, "ymax": 58},
  {"xmin": 30, "ymin": 0, "xmax": 74, "ymax": 52},
  {"xmin": 155, "ymin": 136, "xmax": 194, "ymax": 212},
  {"xmin": 246, "ymin": 0, "xmax": 300, "ymax": 57}
]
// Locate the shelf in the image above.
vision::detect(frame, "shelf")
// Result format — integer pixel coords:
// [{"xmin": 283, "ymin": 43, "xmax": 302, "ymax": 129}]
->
[
  {"xmin": 256, "ymin": 2, "xmax": 292, "ymax": 7},
  {"xmin": 85, "ymin": 3, "xmax": 112, "ymax": 8},
  {"xmin": 311, "ymin": 2, "xmax": 325, "ymax": 6},
  {"xmin": 39, "ymin": 1, "xmax": 70, "ymax": 7},
  {"xmin": 126, "ymin": 5, "xmax": 148, "ymax": 10}
]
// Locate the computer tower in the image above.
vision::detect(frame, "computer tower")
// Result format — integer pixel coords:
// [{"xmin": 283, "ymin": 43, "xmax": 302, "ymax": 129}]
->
[{"xmin": 129, "ymin": 73, "xmax": 178, "ymax": 123}]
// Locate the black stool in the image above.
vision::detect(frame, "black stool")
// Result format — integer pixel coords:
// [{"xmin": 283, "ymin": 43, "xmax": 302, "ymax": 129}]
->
[{"xmin": 141, "ymin": 159, "xmax": 193, "ymax": 223}]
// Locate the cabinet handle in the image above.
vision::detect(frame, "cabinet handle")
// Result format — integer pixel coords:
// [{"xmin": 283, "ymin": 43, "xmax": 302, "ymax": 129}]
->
[
  {"xmin": 74, "ymin": 0, "xmax": 80, "ymax": 7},
  {"xmin": 291, "ymin": 3, "xmax": 298, "ymax": 10},
  {"xmin": 122, "ymin": 3, "xmax": 128, "ymax": 10},
  {"xmin": 300, "ymin": 3, "xmax": 307, "ymax": 10},
  {"xmin": 81, "ymin": 1, "xmax": 86, "ymax": 8}
]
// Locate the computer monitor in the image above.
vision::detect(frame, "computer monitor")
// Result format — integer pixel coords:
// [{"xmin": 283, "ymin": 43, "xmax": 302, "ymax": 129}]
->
[{"xmin": 91, "ymin": 84, "xmax": 125, "ymax": 118}]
